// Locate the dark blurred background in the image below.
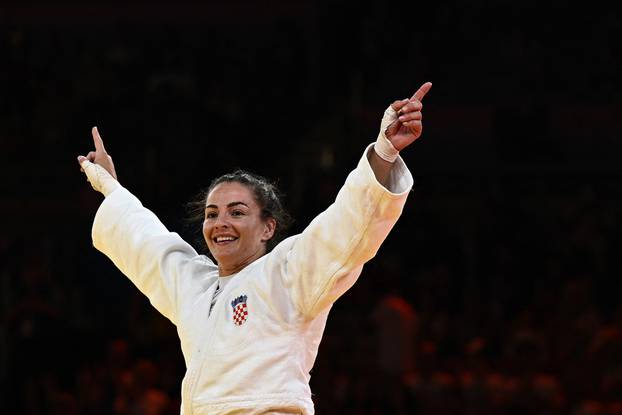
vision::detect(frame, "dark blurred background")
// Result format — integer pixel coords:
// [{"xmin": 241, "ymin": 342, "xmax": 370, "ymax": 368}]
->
[{"xmin": 2, "ymin": 1, "xmax": 621, "ymax": 414}]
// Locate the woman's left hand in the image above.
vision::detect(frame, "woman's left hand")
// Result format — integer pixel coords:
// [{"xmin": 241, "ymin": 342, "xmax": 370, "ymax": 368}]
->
[{"xmin": 385, "ymin": 82, "xmax": 432, "ymax": 151}]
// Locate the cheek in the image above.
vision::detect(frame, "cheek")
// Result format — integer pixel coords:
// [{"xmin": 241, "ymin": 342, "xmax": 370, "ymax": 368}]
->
[{"xmin": 202, "ymin": 221, "xmax": 211, "ymax": 240}]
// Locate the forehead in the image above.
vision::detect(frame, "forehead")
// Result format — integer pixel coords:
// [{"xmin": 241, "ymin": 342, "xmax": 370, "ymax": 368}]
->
[{"xmin": 206, "ymin": 182, "xmax": 257, "ymax": 206}]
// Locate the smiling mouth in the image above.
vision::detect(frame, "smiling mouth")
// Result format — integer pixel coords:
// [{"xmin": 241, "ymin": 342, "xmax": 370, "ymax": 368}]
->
[{"xmin": 213, "ymin": 236, "xmax": 238, "ymax": 245}]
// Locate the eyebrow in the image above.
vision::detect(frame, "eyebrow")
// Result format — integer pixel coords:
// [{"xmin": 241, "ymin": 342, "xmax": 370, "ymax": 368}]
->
[{"xmin": 205, "ymin": 201, "xmax": 249, "ymax": 210}]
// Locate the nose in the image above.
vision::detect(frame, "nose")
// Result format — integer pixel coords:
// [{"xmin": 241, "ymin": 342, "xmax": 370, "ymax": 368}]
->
[{"xmin": 213, "ymin": 213, "xmax": 230, "ymax": 229}]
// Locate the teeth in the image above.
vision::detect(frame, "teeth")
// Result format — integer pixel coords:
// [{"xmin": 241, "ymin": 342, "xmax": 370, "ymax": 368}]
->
[{"xmin": 215, "ymin": 236, "xmax": 236, "ymax": 242}]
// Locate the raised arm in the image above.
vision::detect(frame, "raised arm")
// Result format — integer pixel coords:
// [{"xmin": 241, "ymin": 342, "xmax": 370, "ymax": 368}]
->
[
  {"xmin": 76, "ymin": 129, "xmax": 215, "ymax": 325},
  {"xmin": 280, "ymin": 83, "xmax": 431, "ymax": 319}
]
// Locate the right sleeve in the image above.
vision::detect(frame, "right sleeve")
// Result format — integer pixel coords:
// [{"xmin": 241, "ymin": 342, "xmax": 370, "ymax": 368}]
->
[
  {"xmin": 91, "ymin": 186, "xmax": 216, "ymax": 326},
  {"xmin": 281, "ymin": 145, "xmax": 413, "ymax": 319}
]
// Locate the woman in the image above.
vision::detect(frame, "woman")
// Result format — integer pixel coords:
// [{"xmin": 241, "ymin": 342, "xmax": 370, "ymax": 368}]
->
[{"xmin": 77, "ymin": 82, "xmax": 432, "ymax": 415}]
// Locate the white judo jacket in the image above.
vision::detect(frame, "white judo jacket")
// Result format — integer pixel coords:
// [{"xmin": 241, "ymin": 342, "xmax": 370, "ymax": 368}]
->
[{"xmin": 91, "ymin": 145, "xmax": 414, "ymax": 414}]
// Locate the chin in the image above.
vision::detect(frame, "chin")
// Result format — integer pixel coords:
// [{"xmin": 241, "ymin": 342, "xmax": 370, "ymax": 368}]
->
[{"xmin": 210, "ymin": 249, "xmax": 237, "ymax": 265}]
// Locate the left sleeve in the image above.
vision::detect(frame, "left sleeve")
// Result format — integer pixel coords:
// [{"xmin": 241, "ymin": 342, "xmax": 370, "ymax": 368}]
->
[
  {"xmin": 283, "ymin": 144, "xmax": 414, "ymax": 319},
  {"xmin": 92, "ymin": 186, "xmax": 215, "ymax": 325}
]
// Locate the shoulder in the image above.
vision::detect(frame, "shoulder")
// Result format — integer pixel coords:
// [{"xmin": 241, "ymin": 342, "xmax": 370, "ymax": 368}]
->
[
  {"xmin": 267, "ymin": 234, "xmax": 300, "ymax": 262},
  {"xmin": 191, "ymin": 253, "xmax": 218, "ymax": 269},
  {"xmin": 182, "ymin": 254, "xmax": 219, "ymax": 293}
]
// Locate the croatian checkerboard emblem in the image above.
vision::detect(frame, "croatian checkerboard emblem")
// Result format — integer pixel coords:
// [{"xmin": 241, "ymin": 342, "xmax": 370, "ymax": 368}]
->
[{"xmin": 231, "ymin": 295, "xmax": 248, "ymax": 326}]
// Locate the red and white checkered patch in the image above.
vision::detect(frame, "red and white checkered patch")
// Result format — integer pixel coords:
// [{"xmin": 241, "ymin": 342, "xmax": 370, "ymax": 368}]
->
[
  {"xmin": 231, "ymin": 295, "xmax": 249, "ymax": 326},
  {"xmin": 232, "ymin": 302, "xmax": 248, "ymax": 326}
]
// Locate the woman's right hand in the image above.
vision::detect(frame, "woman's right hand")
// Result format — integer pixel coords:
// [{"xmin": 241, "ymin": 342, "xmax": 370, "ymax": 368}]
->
[
  {"xmin": 78, "ymin": 127, "xmax": 117, "ymax": 179},
  {"xmin": 78, "ymin": 126, "xmax": 120, "ymax": 196}
]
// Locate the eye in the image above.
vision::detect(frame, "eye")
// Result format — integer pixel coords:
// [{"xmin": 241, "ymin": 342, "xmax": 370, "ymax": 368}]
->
[
  {"xmin": 205, "ymin": 211, "xmax": 217, "ymax": 219},
  {"xmin": 231, "ymin": 210, "xmax": 245, "ymax": 217}
]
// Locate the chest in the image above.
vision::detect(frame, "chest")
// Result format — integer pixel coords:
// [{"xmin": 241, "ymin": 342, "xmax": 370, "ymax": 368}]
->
[{"xmin": 179, "ymin": 271, "xmax": 291, "ymax": 357}]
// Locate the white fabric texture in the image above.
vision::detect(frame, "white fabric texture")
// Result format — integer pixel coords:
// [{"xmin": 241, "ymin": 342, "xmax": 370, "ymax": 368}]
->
[
  {"xmin": 209, "ymin": 275, "xmax": 234, "ymax": 315},
  {"xmin": 91, "ymin": 144, "xmax": 414, "ymax": 414}
]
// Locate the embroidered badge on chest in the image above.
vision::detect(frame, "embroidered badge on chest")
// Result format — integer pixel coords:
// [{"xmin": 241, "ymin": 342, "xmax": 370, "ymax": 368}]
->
[{"xmin": 231, "ymin": 295, "xmax": 249, "ymax": 326}]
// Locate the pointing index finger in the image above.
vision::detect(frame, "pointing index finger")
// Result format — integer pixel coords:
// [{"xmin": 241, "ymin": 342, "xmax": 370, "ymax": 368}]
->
[
  {"xmin": 92, "ymin": 126, "xmax": 106, "ymax": 153},
  {"xmin": 411, "ymin": 81, "xmax": 433, "ymax": 102}
]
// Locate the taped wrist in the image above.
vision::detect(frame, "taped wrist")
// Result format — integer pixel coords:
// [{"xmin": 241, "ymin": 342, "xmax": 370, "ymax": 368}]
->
[
  {"xmin": 374, "ymin": 132, "xmax": 399, "ymax": 163},
  {"xmin": 80, "ymin": 160, "xmax": 120, "ymax": 196},
  {"xmin": 374, "ymin": 105, "xmax": 399, "ymax": 162}
]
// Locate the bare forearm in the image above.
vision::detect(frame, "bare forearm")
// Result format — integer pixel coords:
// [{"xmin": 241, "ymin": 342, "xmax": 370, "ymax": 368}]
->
[{"xmin": 367, "ymin": 149, "xmax": 393, "ymax": 188}]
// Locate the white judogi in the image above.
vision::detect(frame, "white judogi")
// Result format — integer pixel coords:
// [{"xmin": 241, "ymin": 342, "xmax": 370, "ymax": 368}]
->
[{"xmin": 91, "ymin": 145, "xmax": 414, "ymax": 414}]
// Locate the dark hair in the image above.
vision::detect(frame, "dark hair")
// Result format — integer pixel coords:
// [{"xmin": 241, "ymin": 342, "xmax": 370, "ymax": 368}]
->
[{"xmin": 186, "ymin": 169, "xmax": 293, "ymax": 254}]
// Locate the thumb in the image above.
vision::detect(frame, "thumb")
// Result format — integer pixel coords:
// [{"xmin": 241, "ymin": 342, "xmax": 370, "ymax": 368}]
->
[
  {"xmin": 78, "ymin": 156, "xmax": 93, "ymax": 169},
  {"xmin": 77, "ymin": 155, "xmax": 88, "ymax": 172},
  {"xmin": 77, "ymin": 156, "xmax": 119, "ymax": 196}
]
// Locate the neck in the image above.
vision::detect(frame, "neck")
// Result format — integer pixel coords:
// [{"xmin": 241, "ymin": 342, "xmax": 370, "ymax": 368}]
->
[{"xmin": 217, "ymin": 248, "xmax": 266, "ymax": 277}]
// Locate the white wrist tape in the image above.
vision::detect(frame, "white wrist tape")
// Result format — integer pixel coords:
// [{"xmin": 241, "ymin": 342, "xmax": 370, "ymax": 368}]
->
[
  {"xmin": 80, "ymin": 159, "xmax": 120, "ymax": 197},
  {"xmin": 374, "ymin": 105, "xmax": 399, "ymax": 162}
]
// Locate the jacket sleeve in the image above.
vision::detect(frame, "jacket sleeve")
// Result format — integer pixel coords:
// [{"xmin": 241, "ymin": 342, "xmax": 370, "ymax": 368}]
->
[
  {"xmin": 91, "ymin": 186, "xmax": 215, "ymax": 326},
  {"xmin": 284, "ymin": 144, "xmax": 414, "ymax": 319}
]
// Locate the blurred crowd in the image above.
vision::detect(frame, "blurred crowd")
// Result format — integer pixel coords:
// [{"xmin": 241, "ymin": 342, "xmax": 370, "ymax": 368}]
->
[
  {"xmin": 4, "ymin": 174, "xmax": 621, "ymax": 415},
  {"xmin": 2, "ymin": 3, "xmax": 621, "ymax": 414}
]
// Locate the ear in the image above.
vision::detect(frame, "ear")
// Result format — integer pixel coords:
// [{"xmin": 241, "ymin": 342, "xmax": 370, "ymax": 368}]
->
[{"xmin": 261, "ymin": 217, "xmax": 277, "ymax": 242}]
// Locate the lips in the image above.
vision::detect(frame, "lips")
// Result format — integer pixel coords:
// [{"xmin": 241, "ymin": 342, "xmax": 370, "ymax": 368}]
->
[{"xmin": 213, "ymin": 235, "xmax": 238, "ymax": 244}]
